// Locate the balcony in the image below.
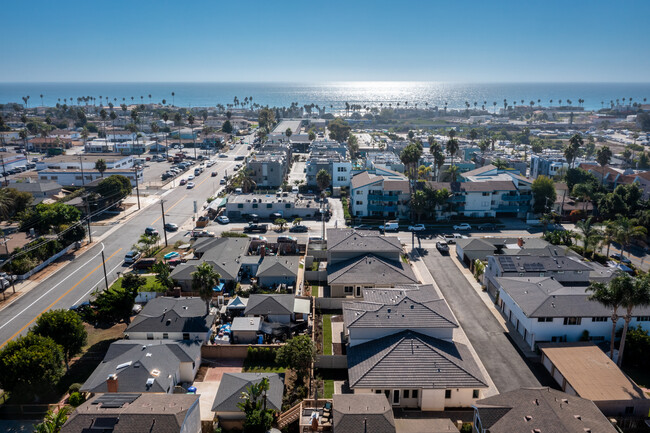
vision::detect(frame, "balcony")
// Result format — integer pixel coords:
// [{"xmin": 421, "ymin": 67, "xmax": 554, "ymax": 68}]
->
[
  {"xmin": 368, "ymin": 205, "xmax": 397, "ymax": 212},
  {"xmin": 367, "ymin": 194, "xmax": 399, "ymax": 202},
  {"xmin": 501, "ymin": 194, "xmax": 532, "ymax": 201},
  {"xmin": 496, "ymin": 205, "xmax": 525, "ymax": 212}
]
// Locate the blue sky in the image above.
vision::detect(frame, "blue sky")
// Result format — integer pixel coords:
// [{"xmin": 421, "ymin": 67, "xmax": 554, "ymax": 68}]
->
[{"xmin": 3, "ymin": 0, "xmax": 649, "ymax": 82}]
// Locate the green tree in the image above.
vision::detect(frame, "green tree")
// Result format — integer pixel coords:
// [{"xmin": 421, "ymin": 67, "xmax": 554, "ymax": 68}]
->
[
  {"xmin": 411, "ymin": 190, "xmax": 428, "ymax": 222},
  {"xmin": 258, "ymin": 108, "xmax": 275, "ymax": 132},
  {"xmin": 222, "ymin": 120, "xmax": 233, "ymax": 134},
  {"xmin": 237, "ymin": 377, "xmax": 273, "ymax": 433},
  {"xmin": 152, "ymin": 261, "xmax": 174, "ymax": 290},
  {"xmin": 316, "ymin": 169, "xmax": 331, "ymax": 191},
  {"xmin": 564, "ymin": 134, "xmax": 583, "ymax": 168},
  {"xmin": 328, "ymin": 118, "xmax": 351, "ymax": 142},
  {"xmin": 613, "ymin": 217, "xmax": 647, "ymax": 259},
  {"xmin": 88, "ymin": 285, "xmax": 138, "ymax": 324},
  {"xmin": 622, "ymin": 325, "xmax": 650, "ymax": 367},
  {"xmin": 19, "ymin": 202, "xmax": 81, "ymax": 234},
  {"xmin": 531, "ymin": 175, "xmax": 557, "ymax": 214},
  {"xmin": 445, "ymin": 137, "xmax": 459, "ymax": 177},
  {"xmin": 275, "ymin": 335, "xmax": 315, "ymax": 382},
  {"xmin": 587, "ymin": 274, "xmax": 627, "ymax": 360},
  {"xmin": 191, "ymin": 262, "xmax": 220, "ymax": 314},
  {"xmin": 121, "ymin": 272, "xmax": 146, "ymax": 291},
  {"xmin": 347, "ymin": 133, "xmax": 359, "ymax": 158},
  {"xmin": 574, "ymin": 218, "xmax": 602, "ymax": 259},
  {"xmin": 617, "ymin": 274, "xmax": 650, "ymax": 366},
  {"xmin": 133, "ymin": 233, "xmax": 159, "ymax": 257},
  {"xmin": 595, "ymin": 146, "xmax": 612, "ymax": 186},
  {"xmin": 0, "ymin": 188, "xmax": 33, "ymax": 221},
  {"xmin": 308, "ymin": 130, "xmax": 316, "ymax": 141},
  {"xmin": 274, "ymin": 218, "xmax": 287, "ymax": 231},
  {"xmin": 33, "ymin": 309, "xmax": 87, "ymax": 370},
  {"xmin": 94, "ymin": 158, "xmax": 107, "ymax": 178},
  {"xmin": 285, "ymin": 128, "xmax": 292, "ymax": 138},
  {"xmin": 571, "ymin": 183, "xmax": 594, "ymax": 213},
  {"xmin": 292, "ymin": 218, "xmax": 302, "ymax": 226},
  {"xmin": 0, "ymin": 333, "xmax": 65, "ymax": 397},
  {"xmin": 400, "ymin": 142, "xmax": 423, "ymax": 185},
  {"xmin": 95, "ymin": 175, "xmax": 132, "ymax": 204},
  {"xmin": 530, "ymin": 138, "xmax": 544, "ymax": 154},
  {"xmin": 33, "ymin": 406, "xmax": 71, "ymax": 433}
]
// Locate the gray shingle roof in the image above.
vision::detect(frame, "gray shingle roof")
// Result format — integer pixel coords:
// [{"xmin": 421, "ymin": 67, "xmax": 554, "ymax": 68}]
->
[
  {"xmin": 347, "ymin": 330, "xmax": 486, "ymax": 389},
  {"xmin": 326, "ymin": 229, "xmax": 402, "ymax": 253},
  {"xmin": 125, "ymin": 297, "xmax": 215, "ymax": 335},
  {"xmin": 327, "ymin": 254, "xmax": 418, "ymax": 286},
  {"xmin": 332, "ymin": 394, "xmax": 396, "ymax": 433},
  {"xmin": 244, "ymin": 294, "xmax": 295, "ymax": 316},
  {"xmin": 61, "ymin": 393, "xmax": 200, "ymax": 433},
  {"xmin": 172, "ymin": 237, "xmax": 250, "ymax": 281},
  {"xmin": 212, "ymin": 373, "xmax": 284, "ymax": 412},
  {"xmin": 474, "ymin": 387, "xmax": 618, "ymax": 433},
  {"xmin": 495, "ymin": 253, "xmax": 591, "ymax": 273},
  {"xmin": 81, "ymin": 340, "xmax": 201, "ymax": 394},
  {"xmin": 256, "ymin": 256, "xmax": 300, "ymax": 278},
  {"xmin": 343, "ymin": 287, "xmax": 457, "ymax": 329},
  {"xmin": 496, "ymin": 277, "xmax": 650, "ymax": 317}
]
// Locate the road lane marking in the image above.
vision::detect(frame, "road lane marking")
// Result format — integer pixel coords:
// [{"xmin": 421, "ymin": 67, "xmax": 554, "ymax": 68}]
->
[
  {"xmin": 150, "ymin": 194, "xmax": 188, "ymax": 225},
  {"xmin": 0, "ymin": 247, "xmax": 122, "ymax": 348},
  {"xmin": 196, "ymin": 173, "xmax": 213, "ymax": 188}
]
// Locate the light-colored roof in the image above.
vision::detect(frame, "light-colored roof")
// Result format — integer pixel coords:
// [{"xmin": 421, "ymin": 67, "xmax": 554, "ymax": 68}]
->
[
  {"xmin": 231, "ymin": 316, "xmax": 262, "ymax": 332},
  {"xmin": 539, "ymin": 342, "xmax": 650, "ymax": 402},
  {"xmin": 327, "ymin": 228, "xmax": 402, "ymax": 253},
  {"xmin": 461, "ymin": 164, "xmax": 498, "ymax": 177},
  {"xmin": 328, "ymin": 254, "xmax": 418, "ymax": 286}
]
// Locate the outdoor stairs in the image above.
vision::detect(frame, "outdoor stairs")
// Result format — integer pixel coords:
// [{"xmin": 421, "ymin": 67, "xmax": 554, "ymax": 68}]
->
[{"xmin": 277, "ymin": 401, "xmax": 302, "ymax": 429}]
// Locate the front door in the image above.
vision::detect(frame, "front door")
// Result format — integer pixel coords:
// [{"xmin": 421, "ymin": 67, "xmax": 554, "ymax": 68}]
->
[
  {"xmin": 355, "ymin": 286, "xmax": 361, "ymax": 297},
  {"xmin": 392, "ymin": 389, "xmax": 400, "ymax": 406}
]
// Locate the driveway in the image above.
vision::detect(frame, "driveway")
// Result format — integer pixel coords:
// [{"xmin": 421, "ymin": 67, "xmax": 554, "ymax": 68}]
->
[
  {"xmin": 193, "ymin": 358, "xmax": 243, "ymax": 421},
  {"xmin": 421, "ymin": 248, "xmax": 544, "ymax": 392}
]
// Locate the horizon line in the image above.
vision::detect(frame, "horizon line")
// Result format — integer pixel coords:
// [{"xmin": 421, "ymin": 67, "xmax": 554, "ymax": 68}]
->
[{"xmin": 1, "ymin": 80, "xmax": 650, "ymax": 85}]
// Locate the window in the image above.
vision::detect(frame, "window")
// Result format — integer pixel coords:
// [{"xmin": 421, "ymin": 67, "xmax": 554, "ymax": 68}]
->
[
  {"xmin": 636, "ymin": 316, "xmax": 650, "ymax": 321},
  {"xmin": 445, "ymin": 389, "xmax": 452, "ymax": 399},
  {"xmin": 403, "ymin": 390, "xmax": 409, "ymax": 398},
  {"xmin": 592, "ymin": 317, "xmax": 608, "ymax": 322},
  {"xmin": 563, "ymin": 317, "xmax": 582, "ymax": 325},
  {"xmin": 344, "ymin": 286, "xmax": 353, "ymax": 294},
  {"xmin": 482, "ymin": 192, "xmax": 490, "ymax": 196},
  {"xmin": 237, "ymin": 204, "xmax": 243, "ymax": 209},
  {"xmin": 356, "ymin": 190, "xmax": 362, "ymax": 195},
  {"xmin": 183, "ymin": 333, "xmax": 190, "ymax": 340},
  {"xmin": 473, "ymin": 389, "xmax": 480, "ymax": 399},
  {"xmin": 411, "ymin": 389, "xmax": 418, "ymax": 399},
  {"xmin": 356, "ymin": 201, "xmax": 363, "ymax": 205},
  {"xmin": 285, "ymin": 203, "xmax": 291, "ymax": 208},
  {"xmin": 375, "ymin": 390, "xmax": 382, "ymax": 394},
  {"xmin": 384, "ymin": 390, "xmax": 390, "ymax": 398},
  {"xmin": 338, "ymin": 176, "xmax": 346, "ymax": 182},
  {"xmin": 163, "ymin": 333, "xmax": 169, "ymax": 339},
  {"xmin": 252, "ymin": 203, "xmax": 258, "ymax": 208},
  {"xmin": 267, "ymin": 204, "xmax": 272, "ymax": 208},
  {"xmin": 146, "ymin": 333, "xmax": 153, "ymax": 340},
  {"xmin": 537, "ymin": 317, "xmax": 552, "ymax": 322},
  {"xmin": 539, "ymin": 273, "xmax": 545, "ymax": 277}
]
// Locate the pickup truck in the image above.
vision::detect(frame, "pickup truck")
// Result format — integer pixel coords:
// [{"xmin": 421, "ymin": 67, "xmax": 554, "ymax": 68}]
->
[
  {"xmin": 133, "ymin": 258, "xmax": 157, "ymax": 270},
  {"xmin": 244, "ymin": 223, "xmax": 268, "ymax": 233}
]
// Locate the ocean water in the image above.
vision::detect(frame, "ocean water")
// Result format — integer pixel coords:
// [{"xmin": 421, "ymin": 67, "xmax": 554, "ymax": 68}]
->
[{"xmin": 0, "ymin": 82, "xmax": 649, "ymax": 112}]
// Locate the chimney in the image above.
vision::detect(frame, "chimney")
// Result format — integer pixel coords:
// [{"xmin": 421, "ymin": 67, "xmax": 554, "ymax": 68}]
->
[
  {"xmin": 261, "ymin": 246, "xmax": 266, "ymax": 258},
  {"xmin": 517, "ymin": 237, "xmax": 524, "ymax": 248},
  {"xmin": 107, "ymin": 374, "xmax": 118, "ymax": 393}
]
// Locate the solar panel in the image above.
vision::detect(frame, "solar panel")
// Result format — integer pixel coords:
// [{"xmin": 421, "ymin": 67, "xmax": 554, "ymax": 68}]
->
[
  {"xmin": 92, "ymin": 417, "xmax": 118, "ymax": 428},
  {"xmin": 498, "ymin": 256, "xmax": 517, "ymax": 272},
  {"xmin": 523, "ymin": 263, "xmax": 545, "ymax": 272},
  {"xmin": 94, "ymin": 393, "xmax": 140, "ymax": 408}
]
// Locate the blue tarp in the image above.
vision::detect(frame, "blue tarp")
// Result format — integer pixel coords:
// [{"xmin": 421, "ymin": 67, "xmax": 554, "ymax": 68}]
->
[{"xmin": 212, "ymin": 282, "xmax": 225, "ymax": 292}]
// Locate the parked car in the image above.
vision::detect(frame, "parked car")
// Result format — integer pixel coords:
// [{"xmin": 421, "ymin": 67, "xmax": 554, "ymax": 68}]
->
[
  {"xmin": 610, "ymin": 253, "xmax": 632, "ymax": 264},
  {"xmin": 244, "ymin": 223, "xmax": 268, "ymax": 233},
  {"xmin": 453, "ymin": 223, "xmax": 472, "ymax": 231},
  {"xmin": 186, "ymin": 182, "xmax": 195, "ymax": 189},
  {"xmin": 270, "ymin": 212, "xmax": 284, "ymax": 220},
  {"xmin": 289, "ymin": 225, "xmax": 309, "ymax": 233},
  {"xmin": 179, "ymin": 179, "xmax": 187, "ymax": 185},
  {"xmin": 248, "ymin": 214, "xmax": 260, "ymax": 223},
  {"xmin": 164, "ymin": 222, "xmax": 179, "ymax": 231},
  {"xmin": 133, "ymin": 258, "xmax": 157, "ymax": 270},
  {"xmin": 408, "ymin": 224, "xmax": 426, "ymax": 232},
  {"xmin": 477, "ymin": 223, "xmax": 496, "ymax": 231},
  {"xmin": 436, "ymin": 241, "xmax": 450, "ymax": 254},
  {"xmin": 235, "ymin": 155, "xmax": 245, "ymax": 161},
  {"xmin": 219, "ymin": 153, "xmax": 228, "ymax": 158},
  {"xmin": 353, "ymin": 224, "xmax": 373, "ymax": 230},
  {"xmin": 211, "ymin": 171, "xmax": 218, "ymax": 177},
  {"xmin": 124, "ymin": 250, "xmax": 142, "ymax": 264},
  {"xmin": 144, "ymin": 227, "xmax": 159, "ymax": 236},
  {"xmin": 191, "ymin": 229, "xmax": 215, "ymax": 238},
  {"xmin": 220, "ymin": 178, "xmax": 226, "ymax": 184},
  {"xmin": 216, "ymin": 215, "xmax": 230, "ymax": 224},
  {"xmin": 379, "ymin": 221, "xmax": 399, "ymax": 232}
]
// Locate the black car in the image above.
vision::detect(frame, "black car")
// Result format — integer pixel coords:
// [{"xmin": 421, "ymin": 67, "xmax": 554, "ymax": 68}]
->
[
  {"xmin": 477, "ymin": 223, "xmax": 496, "ymax": 231},
  {"xmin": 289, "ymin": 225, "xmax": 309, "ymax": 233},
  {"xmin": 436, "ymin": 241, "xmax": 450, "ymax": 254}
]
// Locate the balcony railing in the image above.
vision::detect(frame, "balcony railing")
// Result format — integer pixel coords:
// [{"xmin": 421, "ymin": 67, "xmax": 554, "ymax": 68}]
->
[
  {"xmin": 367, "ymin": 194, "xmax": 399, "ymax": 201},
  {"xmin": 502, "ymin": 194, "xmax": 532, "ymax": 201}
]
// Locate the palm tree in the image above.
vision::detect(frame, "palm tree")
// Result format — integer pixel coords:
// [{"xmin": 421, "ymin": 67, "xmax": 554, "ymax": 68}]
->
[
  {"xmin": 575, "ymin": 218, "xmax": 602, "ymax": 258},
  {"xmin": 191, "ymin": 262, "xmax": 220, "ymax": 314},
  {"xmin": 571, "ymin": 183, "xmax": 593, "ymax": 214},
  {"xmin": 445, "ymin": 137, "xmax": 459, "ymax": 179},
  {"xmin": 596, "ymin": 146, "xmax": 612, "ymax": 186},
  {"xmin": 171, "ymin": 91, "xmax": 175, "ymax": 106},
  {"xmin": 587, "ymin": 274, "xmax": 627, "ymax": 360},
  {"xmin": 95, "ymin": 159, "xmax": 107, "ymax": 177},
  {"xmin": 613, "ymin": 217, "xmax": 647, "ymax": 259},
  {"xmin": 34, "ymin": 406, "xmax": 72, "ymax": 433},
  {"xmin": 617, "ymin": 275, "xmax": 650, "ymax": 366}
]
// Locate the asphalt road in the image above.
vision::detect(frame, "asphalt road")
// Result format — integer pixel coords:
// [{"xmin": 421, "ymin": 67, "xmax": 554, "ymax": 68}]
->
[
  {"xmin": 0, "ymin": 140, "xmax": 251, "ymax": 348},
  {"xmin": 420, "ymin": 247, "xmax": 544, "ymax": 392}
]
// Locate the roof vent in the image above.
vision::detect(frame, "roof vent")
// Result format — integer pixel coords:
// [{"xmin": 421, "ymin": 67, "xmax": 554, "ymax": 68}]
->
[
  {"xmin": 166, "ymin": 319, "xmax": 171, "ymax": 325},
  {"xmin": 151, "ymin": 369, "xmax": 161, "ymax": 377},
  {"xmin": 524, "ymin": 415, "xmax": 532, "ymax": 422},
  {"xmin": 146, "ymin": 378, "xmax": 155, "ymax": 386},
  {"xmin": 574, "ymin": 415, "xmax": 582, "ymax": 420}
]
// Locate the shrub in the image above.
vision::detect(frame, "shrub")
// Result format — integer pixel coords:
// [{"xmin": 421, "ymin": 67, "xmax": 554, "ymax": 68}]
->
[
  {"xmin": 68, "ymin": 383, "xmax": 83, "ymax": 394},
  {"xmin": 68, "ymin": 392, "xmax": 85, "ymax": 407}
]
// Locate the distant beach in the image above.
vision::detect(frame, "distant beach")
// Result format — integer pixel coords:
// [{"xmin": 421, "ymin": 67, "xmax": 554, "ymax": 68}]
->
[{"xmin": 0, "ymin": 82, "xmax": 648, "ymax": 112}]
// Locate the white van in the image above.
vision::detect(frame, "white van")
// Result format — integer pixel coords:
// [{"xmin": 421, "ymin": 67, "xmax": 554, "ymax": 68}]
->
[
  {"xmin": 291, "ymin": 186, "xmax": 299, "ymax": 193},
  {"xmin": 379, "ymin": 221, "xmax": 399, "ymax": 232}
]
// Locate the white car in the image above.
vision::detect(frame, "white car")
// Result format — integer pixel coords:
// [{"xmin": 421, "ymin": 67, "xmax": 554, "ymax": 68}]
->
[
  {"xmin": 408, "ymin": 224, "xmax": 426, "ymax": 232},
  {"xmin": 186, "ymin": 182, "xmax": 195, "ymax": 189},
  {"xmin": 187, "ymin": 174, "xmax": 195, "ymax": 180},
  {"xmin": 216, "ymin": 215, "xmax": 230, "ymax": 224},
  {"xmin": 453, "ymin": 223, "xmax": 472, "ymax": 231}
]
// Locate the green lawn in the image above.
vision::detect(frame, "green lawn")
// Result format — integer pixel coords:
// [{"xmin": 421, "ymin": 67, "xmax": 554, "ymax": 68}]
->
[
  {"xmin": 323, "ymin": 380, "xmax": 334, "ymax": 398},
  {"xmin": 111, "ymin": 275, "xmax": 164, "ymax": 292},
  {"xmin": 322, "ymin": 315, "xmax": 333, "ymax": 356}
]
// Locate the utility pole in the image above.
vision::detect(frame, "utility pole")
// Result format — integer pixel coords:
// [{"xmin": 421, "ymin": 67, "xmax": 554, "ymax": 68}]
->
[
  {"xmin": 160, "ymin": 200, "xmax": 168, "ymax": 247},
  {"xmin": 101, "ymin": 251, "xmax": 109, "ymax": 290},
  {"xmin": 0, "ymin": 156, "xmax": 7, "ymax": 187},
  {"xmin": 1, "ymin": 229, "xmax": 9, "ymax": 256},
  {"xmin": 79, "ymin": 155, "xmax": 92, "ymax": 243},
  {"xmin": 134, "ymin": 166, "xmax": 141, "ymax": 209}
]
